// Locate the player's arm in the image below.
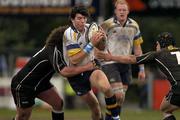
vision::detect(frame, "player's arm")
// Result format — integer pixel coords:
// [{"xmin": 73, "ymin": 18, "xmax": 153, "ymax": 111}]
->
[
  {"xmin": 134, "ymin": 44, "xmax": 145, "ymax": 71},
  {"xmin": 96, "ymin": 51, "xmax": 137, "ymax": 64},
  {"xmin": 60, "ymin": 62, "xmax": 94, "ymax": 77},
  {"xmin": 69, "ymin": 31, "xmax": 105, "ymax": 64}
]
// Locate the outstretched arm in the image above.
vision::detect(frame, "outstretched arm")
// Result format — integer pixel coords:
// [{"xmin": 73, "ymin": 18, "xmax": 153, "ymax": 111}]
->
[{"xmin": 96, "ymin": 50, "xmax": 137, "ymax": 64}]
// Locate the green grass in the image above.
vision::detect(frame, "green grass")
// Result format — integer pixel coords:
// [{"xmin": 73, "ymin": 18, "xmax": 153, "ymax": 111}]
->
[{"xmin": 0, "ymin": 107, "xmax": 180, "ymax": 120}]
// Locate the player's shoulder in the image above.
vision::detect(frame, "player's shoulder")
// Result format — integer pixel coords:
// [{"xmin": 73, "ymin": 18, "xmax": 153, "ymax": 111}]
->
[
  {"xmin": 101, "ymin": 17, "xmax": 114, "ymax": 30},
  {"xmin": 128, "ymin": 18, "xmax": 139, "ymax": 28},
  {"xmin": 64, "ymin": 26, "xmax": 78, "ymax": 40}
]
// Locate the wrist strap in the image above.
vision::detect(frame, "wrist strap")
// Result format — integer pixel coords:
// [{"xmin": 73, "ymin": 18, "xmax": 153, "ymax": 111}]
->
[
  {"xmin": 83, "ymin": 42, "xmax": 94, "ymax": 54},
  {"xmin": 139, "ymin": 66, "xmax": 145, "ymax": 72}
]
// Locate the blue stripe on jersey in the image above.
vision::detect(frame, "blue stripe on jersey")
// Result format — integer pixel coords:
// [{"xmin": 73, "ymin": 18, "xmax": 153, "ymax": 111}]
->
[
  {"xmin": 134, "ymin": 33, "xmax": 142, "ymax": 40},
  {"xmin": 66, "ymin": 44, "xmax": 80, "ymax": 50}
]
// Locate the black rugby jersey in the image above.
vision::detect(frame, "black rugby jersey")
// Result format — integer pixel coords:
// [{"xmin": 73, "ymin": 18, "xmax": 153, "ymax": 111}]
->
[
  {"xmin": 136, "ymin": 48, "xmax": 180, "ymax": 93},
  {"xmin": 11, "ymin": 45, "xmax": 66, "ymax": 91}
]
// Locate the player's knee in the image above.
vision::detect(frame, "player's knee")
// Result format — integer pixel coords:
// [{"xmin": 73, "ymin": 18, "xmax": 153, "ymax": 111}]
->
[
  {"xmin": 116, "ymin": 93, "xmax": 125, "ymax": 105},
  {"xmin": 98, "ymin": 85, "xmax": 112, "ymax": 96},
  {"xmin": 160, "ymin": 104, "xmax": 169, "ymax": 113},
  {"xmin": 113, "ymin": 88, "xmax": 125, "ymax": 105},
  {"xmin": 52, "ymin": 100, "xmax": 64, "ymax": 111},
  {"xmin": 17, "ymin": 112, "xmax": 31, "ymax": 120}
]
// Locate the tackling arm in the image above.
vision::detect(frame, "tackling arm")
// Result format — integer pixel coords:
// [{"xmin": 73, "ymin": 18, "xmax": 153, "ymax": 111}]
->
[{"xmin": 60, "ymin": 62, "xmax": 94, "ymax": 77}]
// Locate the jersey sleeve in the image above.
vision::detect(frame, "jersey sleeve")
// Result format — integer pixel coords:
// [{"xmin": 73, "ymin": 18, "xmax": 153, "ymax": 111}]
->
[
  {"xmin": 136, "ymin": 51, "xmax": 157, "ymax": 64},
  {"xmin": 63, "ymin": 28, "xmax": 81, "ymax": 57},
  {"xmin": 132, "ymin": 20, "xmax": 143, "ymax": 46},
  {"xmin": 48, "ymin": 46, "xmax": 67, "ymax": 73}
]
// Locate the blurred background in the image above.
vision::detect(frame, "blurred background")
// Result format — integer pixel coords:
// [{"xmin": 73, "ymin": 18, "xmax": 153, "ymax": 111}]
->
[{"xmin": 0, "ymin": 0, "xmax": 180, "ymax": 119}]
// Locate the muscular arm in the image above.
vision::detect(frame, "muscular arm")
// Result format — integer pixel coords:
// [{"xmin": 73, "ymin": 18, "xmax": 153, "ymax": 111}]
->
[
  {"xmin": 96, "ymin": 51, "xmax": 137, "ymax": 64},
  {"xmin": 69, "ymin": 31, "xmax": 105, "ymax": 64},
  {"xmin": 60, "ymin": 62, "xmax": 94, "ymax": 77},
  {"xmin": 69, "ymin": 50, "xmax": 88, "ymax": 64},
  {"xmin": 109, "ymin": 54, "xmax": 137, "ymax": 64}
]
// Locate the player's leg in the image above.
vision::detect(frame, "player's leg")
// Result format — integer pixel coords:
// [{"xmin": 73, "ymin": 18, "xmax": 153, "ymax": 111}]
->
[
  {"xmin": 67, "ymin": 71, "xmax": 103, "ymax": 120},
  {"xmin": 160, "ymin": 92, "xmax": 179, "ymax": 120},
  {"xmin": 90, "ymin": 69, "xmax": 120, "ymax": 120},
  {"xmin": 101, "ymin": 64, "xmax": 125, "ymax": 120},
  {"xmin": 105, "ymin": 82, "xmax": 125, "ymax": 119},
  {"xmin": 80, "ymin": 90, "xmax": 103, "ymax": 120},
  {"xmin": 37, "ymin": 87, "xmax": 64, "ymax": 120},
  {"xmin": 12, "ymin": 107, "xmax": 33, "ymax": 120},
  {"xmin": 11, "ymin": 85, "xmax": 35, "ymax": 120}
]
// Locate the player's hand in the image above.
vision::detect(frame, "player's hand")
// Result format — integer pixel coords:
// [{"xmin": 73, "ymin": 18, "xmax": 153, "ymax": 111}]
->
[
  {"xmin": 86, "ymin": 62, "xmax": 95, "ymax": 70},
  {"xmin": 90, "ymin": 30, "xmax": 105, "ymax": 47},
  {"xmin": 95, "ymin": 50, "xmax": 112, "ymax": 61},
  {"xmin": 138, "ymin": 70, "xmax": 146, "ymax": 85}
]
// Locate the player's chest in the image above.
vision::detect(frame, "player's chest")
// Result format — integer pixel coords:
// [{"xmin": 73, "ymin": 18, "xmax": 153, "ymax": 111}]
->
[{"xmin": 107, "ymin": 27, "xmax": 136, "ymax": 41}]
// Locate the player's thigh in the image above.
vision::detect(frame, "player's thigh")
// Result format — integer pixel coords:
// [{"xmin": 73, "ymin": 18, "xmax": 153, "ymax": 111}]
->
[
  {"xmin": 90, "ymin": 69, "xmax": 111, "ymax": 89},
  {"xmin": 37, "ymin": 87, "xmax": 63, "ymax": 109}
]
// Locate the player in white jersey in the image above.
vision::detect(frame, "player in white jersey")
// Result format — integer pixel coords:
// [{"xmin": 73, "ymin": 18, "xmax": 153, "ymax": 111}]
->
[
  {"xmin": 63, "ymin": 5, "xmax": 120, "ymax": 120},
  {"xmin": 100, "ymin": 0, "xmax": 146, "ymax": 119}
]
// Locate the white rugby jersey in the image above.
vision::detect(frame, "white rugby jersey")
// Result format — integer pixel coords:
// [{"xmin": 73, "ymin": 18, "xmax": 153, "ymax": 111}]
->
[
  {"xmin": 63, "ymin": 24, "xmax": 94, "ymax": 66},
  {"xmin": 101, "ymin": 17, "xmax": 143, "ymax": 64}
]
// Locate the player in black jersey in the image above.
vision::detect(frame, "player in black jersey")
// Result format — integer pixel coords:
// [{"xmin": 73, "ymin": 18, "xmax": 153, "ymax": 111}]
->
[
  {"xmin": 96, "ymin": 32, "xmax": 180, "ymax": 120},
  {"xmin": 11, "ymin": 26, "xmax": 97, "ymax": 120}
]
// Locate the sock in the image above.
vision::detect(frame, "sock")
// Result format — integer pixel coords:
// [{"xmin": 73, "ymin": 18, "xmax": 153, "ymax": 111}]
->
[
  {"xmin": 105, "ymin": 113, "xmax": 112, "ymax": 120},
  {"xmin": 163, "ymin": 115, "xmax": 176, "ymax": 120},
  {"xmin": 105, "ymin": 95, "xmax": 120, "ymax": 120},
  {"xmin": 52, "ymin": 110, "xmax": 64, "ymax": 120}
]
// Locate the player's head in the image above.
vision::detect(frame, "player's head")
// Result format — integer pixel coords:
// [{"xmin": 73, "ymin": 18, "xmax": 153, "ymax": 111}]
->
[
  {"xmin": 69, "ymin": 5, "xmax": 89, "ymax": 32},
  {"xmin": 156, "ymin": 32, "xmax": 176, "ymax": 49},
  {"xmin": 45, "ymin": 25, "xmax": 68, "ymax": 49},
  {"xmin": 70, "ymin": 5, "xmax": 89, "ymax": 19},
  {"xmin": 114, "ymin": 0, "xmax": 129, "ymax": 22}
]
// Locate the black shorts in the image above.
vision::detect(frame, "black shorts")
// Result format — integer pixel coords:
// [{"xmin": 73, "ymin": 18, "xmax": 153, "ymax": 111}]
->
[
  {"xmin": 11, "ymin": 46, "xmax": 66, "ymax": 108},
  {"xmin": 11, "ymin": 82, "xmax": 53, "ymax": 108},
  {"xmin": 165, "ymin": 90, "xmax": 180, "ymax": 107},
  {"xmin": 67, "ymin": 70, "xmax": 93, "ymax": 96},
  {"xmin": 102, "ymin": 63, "xmax": 132, "ymax": 85}
]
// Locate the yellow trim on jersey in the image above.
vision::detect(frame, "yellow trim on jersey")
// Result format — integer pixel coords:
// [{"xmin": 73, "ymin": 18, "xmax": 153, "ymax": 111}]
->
[
  {"xmin": 73, "ymin": 32, "xmax": 77, "ymax": 41},
  {"xmin": 67, "ymin": 48, "xmax": 81, "ymax": 57},
  {"xmin": 134, "ymin": 37, "xmax": 143, "ymax": 46}
]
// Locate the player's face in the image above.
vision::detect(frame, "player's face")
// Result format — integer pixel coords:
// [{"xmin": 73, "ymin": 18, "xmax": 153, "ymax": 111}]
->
[
  {"xmin": 115, "ymin": 3, "xmax": 129, "ymax": 23},
  {"xmin": 156, "ymin": 41, "xmax": 161, "ymax": 51},
  {"xmin": 71, "ymin": 13, "xmax": 87, "ymax": 32}
]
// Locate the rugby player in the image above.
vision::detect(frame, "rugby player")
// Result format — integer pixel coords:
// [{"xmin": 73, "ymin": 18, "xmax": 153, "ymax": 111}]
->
[
  {"xmin": 100, "ymin": 0, "xmax": 145, "ymax": 119},
  {"xmin": 96, "ymin": 32, "xmax": 180, "ymax": 120},
  {"xmin": 63, "ymin": 5, "xmax": 120, "ymax": 120},
  {"xmin": 11, "ymin": 26, "xmax": 97, "ymax": 120}
]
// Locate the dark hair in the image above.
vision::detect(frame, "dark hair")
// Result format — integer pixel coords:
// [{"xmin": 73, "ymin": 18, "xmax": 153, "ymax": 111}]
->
[
  {"xmin": 156, "ymin": 32, "xmax": 176, "ymax": 48},
  {"xmin": 70, "ymin": 5, "xmax": 89, "ymax": 19},
  {"xmin": 45, "ymin": 25, "xmax": 68, "ymax": 49}
]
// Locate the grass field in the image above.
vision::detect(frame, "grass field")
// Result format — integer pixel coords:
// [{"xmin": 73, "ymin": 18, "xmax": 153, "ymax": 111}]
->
[{"xmin": 0, "ymin": 107, "xmax": 180, "ymax": 120}]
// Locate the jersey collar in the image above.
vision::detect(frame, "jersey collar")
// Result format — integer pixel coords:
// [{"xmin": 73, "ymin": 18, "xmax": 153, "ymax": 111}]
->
[{"xmin": 113, "ymin": 16, "xmax": 132, "ymax": 27}]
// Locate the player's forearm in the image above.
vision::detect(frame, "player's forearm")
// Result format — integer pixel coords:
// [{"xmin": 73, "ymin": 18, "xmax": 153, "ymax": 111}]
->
[
  {"xmin": 69, "ymin": 50, "xmax": 87, "ymax": 64},
  {"xmin": 110, "ymin": 55, "xmax": 137, "ymax": 64},
  {"xmin": 60, "ymin": 63, "xmax": 93, "ymax": 77},
  {"xmin": 70, "ymin": 42, "xmax": 94, "ymax": 64},
  {"xmin": 134, "ymin": 45, "xmax": 145, "ymax": 71}
]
